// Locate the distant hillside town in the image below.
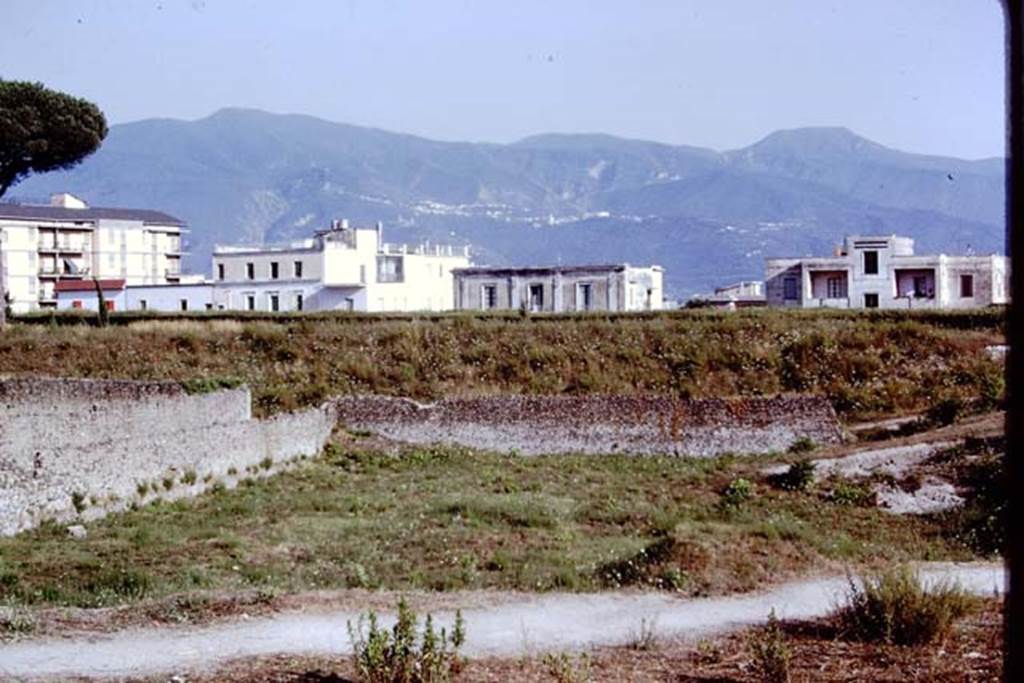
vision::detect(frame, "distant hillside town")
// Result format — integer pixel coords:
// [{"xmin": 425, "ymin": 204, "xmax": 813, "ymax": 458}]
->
[{"xmin": 0, "ymin": 193, "xmax": 1007, "ymax": 315}]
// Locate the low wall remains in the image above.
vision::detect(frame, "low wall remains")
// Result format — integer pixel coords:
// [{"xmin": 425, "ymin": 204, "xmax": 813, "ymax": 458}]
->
[
  {"xmin": 0, "ymin": 377, "xmax": 337, "ymax": 537},
  {"xmin": 333, "ymin": 394, "xmax": 843, "ymax": 457}
]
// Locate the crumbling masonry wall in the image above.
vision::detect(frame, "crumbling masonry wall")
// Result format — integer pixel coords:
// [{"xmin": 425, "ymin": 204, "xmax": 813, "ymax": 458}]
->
[
  {"xmin": 333, "ymin": 394, "xmax": 843, "ymax": 457},
  {"xmin": 0, "ymin": 377, "xmax": 337, "ymax": 536}
]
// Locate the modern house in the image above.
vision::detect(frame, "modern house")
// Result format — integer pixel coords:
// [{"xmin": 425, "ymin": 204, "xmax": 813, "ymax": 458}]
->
[
  {"xmin": 764, "ymin": 235, "xmax": 1009, "ymax": 309},
  {"xmin": 0, "ymin": 193, "xmax": 185, "ymax": 313},
  {"xmin": 210, "ymin": 220, "xmax": 469, "ymax": 312},
  {"xmin": 452, "ymin": 264, "xmax": 664, "ymax": 312},
  {"xmin": 690, "ymin": 281, "xmax": 766, "ymax": 309}
]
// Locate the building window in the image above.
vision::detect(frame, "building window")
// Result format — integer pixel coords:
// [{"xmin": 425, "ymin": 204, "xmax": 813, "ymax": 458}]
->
[
  {"xmin": 864, "ymin": 250, "xmax": 879, "ymax": 275},
  {"xmin": 482, "ymin": 284, "xmax": 498, "ymax": 310},
  {"xmin": 529, "ymin": 284, "xmax": 544, "ymax": 312},
  {"xmin": 577, "ymin": 283, "xmax": 593, "ymax": 311},
  {"xmin": 270, "ymin": 262, "xmax": 279, "ymax": 279},
  {"xmin": 269, "ymin": 294, "xmax": 280, "ymax": 312},
  {"xmin": 826, "ymin": 276, "xmax": 845, "ymax": 299},
  {"xmin": 913, "ymin": 276, "xmax": 929, "ymax": 298},
  {"xmin": 105, "ymin": 300, "xmax": 115, "ymax": 311},
  {"xmin": 359, "ymin": 265, "xmax": 366, "ymax": 284},
  {"xmin": 139, "ymin": 300, "xmax": 148, "ymax": 311},
  {"xmin": 180, "ymin": 299, "xmax": 188, "ymax": 311},
  {"xmin": 246, "ymin": 294, "xmax": 256, "ymax": 311},
  {"xmin": 377, "ymin": 255, "xmax": 404, "ymax": 283},
  {"xmin": 960, "ymin": 274, "xmax": 974, "ymax": 298},
  {"xmin": 295, "ymin": 293, "xmax": 304, "ymax": 311},
  {"xmin": 246, "ymin": 262, "xmax": 254, "ymax": 280},
  {"xmin": 294, "ymin": 260, "xmax": 303, "ymax": 278},
  {"xmin": 864, "ymin": 293, "xmax": 879, "ymax": 309},
  {"xmin": 217, "ymin": 263, "xmax": 225, "ymax": 280},
  {"xmin": 72, "ymin": 300, "xmax": 83, "ymax": 309},
  {"xmin": 783, "ymin": 277, "xmax": 798, "ymax": 300}
]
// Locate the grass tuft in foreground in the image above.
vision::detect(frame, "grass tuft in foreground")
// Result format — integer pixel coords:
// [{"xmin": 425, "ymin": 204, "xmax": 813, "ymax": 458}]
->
[{"xmin": 835, "ymin": 565, "xmax": 977, "ymax": 646}]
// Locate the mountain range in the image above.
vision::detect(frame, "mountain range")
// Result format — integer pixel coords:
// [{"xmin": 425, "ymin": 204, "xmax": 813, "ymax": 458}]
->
[{"xmin": 11, "ymin": 108, "xmax": 1005, "ymax": 299}]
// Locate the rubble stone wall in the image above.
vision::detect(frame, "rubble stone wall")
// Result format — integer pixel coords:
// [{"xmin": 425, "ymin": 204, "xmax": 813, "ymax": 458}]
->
[{"xmin": 333, "ymin": 394, "xmax": 843, "ymax": 457}]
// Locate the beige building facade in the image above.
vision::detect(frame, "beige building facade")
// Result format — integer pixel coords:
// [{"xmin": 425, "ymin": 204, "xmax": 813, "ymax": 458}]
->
[{"xmin": 765, "ymin": 235, "xmax": 1008, "ymax": 309}]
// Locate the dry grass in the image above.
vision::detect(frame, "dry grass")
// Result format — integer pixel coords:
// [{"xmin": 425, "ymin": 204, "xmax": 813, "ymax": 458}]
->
[{"xmin": 0, "ymin": 309, "xmax": 1004, "ymax": 419}]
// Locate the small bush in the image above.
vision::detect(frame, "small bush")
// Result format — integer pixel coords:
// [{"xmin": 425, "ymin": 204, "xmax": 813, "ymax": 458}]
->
[
  {"xmin": 720, "ymin": 478, "xmax": 755, "ymax": 508},
  {"xmin": 926, "ymin": 396, "xmax": 965, "ymax": 427},
  {"xmin": 769, "ymin": 461, "xmax": 816, "ymax": 492},
  {"xmin": 542, "ymin": 652, "xmax": 591, "ymax": 683},
  {"xmin": 259, "ymin": 456, "xmax": 274, "ymax": 471},
  {"xmin": 348, "ymin": 599, "xmax": 465, "ymax": 683},
  {"xmin": 70, "ymin": 491, "xmax": 87, "ymax": 514},
  {"xmin": 787, "ymin": 437, "xmax": 816, "ymax": 454},
  {"xmin": 181, "ymin": 469, "xmax": 198, "ymax": 486},
  {"xmin": 835, "ymin": 566, "xmax": 976, "ymax": 646},
  {"xmin": 748, "ymin": 609, "xmax": 790, "ymax": 683},
  {"xmin": 162, "ymin": 477, "xmax": 175, "ymax": 491}
]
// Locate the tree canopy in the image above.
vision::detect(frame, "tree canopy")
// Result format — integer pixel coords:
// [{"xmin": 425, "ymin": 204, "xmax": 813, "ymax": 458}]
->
[{"xmin": 0, "ymin": 80, "xmax": 107, "ymax": 198}]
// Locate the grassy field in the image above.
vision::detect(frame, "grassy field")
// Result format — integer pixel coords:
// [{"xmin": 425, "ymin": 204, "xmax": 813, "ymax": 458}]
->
[
  {"xmin": 0, "ymin": 309, "xmax": 1005, "ymax": 419},
  {"xmin": 0, "ymin": 435, "xmax": 985, "ymax": 610}
]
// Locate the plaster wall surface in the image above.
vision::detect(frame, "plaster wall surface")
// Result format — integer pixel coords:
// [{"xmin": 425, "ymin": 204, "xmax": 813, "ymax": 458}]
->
[{"xmin": 0, "ymin": 378, "xmax": 336, "ymax": 536}]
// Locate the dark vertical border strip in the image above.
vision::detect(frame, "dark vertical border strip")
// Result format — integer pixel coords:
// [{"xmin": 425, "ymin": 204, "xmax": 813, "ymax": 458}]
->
[{"xmin": 1005, "ymin": 1, "xmax": 1022, "ymax": 681}]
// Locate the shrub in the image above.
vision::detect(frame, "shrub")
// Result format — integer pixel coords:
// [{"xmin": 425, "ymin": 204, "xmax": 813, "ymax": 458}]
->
[
  {"xmin": 70, "ymin": 491, "xmax": 87, "ymax": 514},
  {"xmin": 834, "ymin": 566, "xmax": 976, "ymax": 646},
  {"xmin": 627, "ymin": 617, "xmax": 659, "ymax": 651},
  {"xmin": 769, "ymin": 461, "xmax": 816, "ymax": 492},
  {"xmin": 181, "ymin": 469, "xmax": 198, "ymax": 485},
  {"xmin": 787, "ymin": 437, "xmax": 816, "ymax": 454},
  {"xmin": 542, "ymin": 652, "xmax": 591, "ymax": 683},
  {"xmin": 926, "ymin": 396, "xmax": 964, "ymax": 427},
  {"xmin": 259, "ymin": 456, "xmax": 274, "ymax": 471},
  {"xmin": 748, "ymin": 609, "xmax": 790, "ymax": 683},
  {"xmin": 720, "ymin": 478, "xmax": 755, "ymax": 508},
  {"xmin": 347, "ymin": 599, "xmax": 465, "ymax": 683}
]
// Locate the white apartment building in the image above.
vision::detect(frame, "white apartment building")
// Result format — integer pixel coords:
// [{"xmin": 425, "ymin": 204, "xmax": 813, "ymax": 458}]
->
[
  {"xmin": 765, "ymin": 235, "xmax": 1009, "ymax": 309},
  {"xmin": 210, "ymin": 220, "xmax": 469, "ymax": 312},
  {"xmin": 0, "ymin": 193, "xmax": 185, "ymax": 312},
  {"xmin": 452, "ymin": 264, "xmax": 664, "ymax": 312}
]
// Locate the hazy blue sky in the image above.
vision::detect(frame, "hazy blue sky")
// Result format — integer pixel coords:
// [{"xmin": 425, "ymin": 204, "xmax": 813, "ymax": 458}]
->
[{"xmin": 0, "ymin": 0, "xmax": 1006, "ymax": 159}]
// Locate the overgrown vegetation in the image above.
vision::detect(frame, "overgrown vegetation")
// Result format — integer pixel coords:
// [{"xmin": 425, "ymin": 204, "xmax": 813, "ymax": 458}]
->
[
  {"xmin": 834, "ymin": 566, "xmax": 977, "ymax": 646},
  {"xmin": 0, "ymin": 441, "xmax": 977, "ymax": 608},
  {"xmin": 0, "ymin": 309, "xmax": 1004, "ymax": 419},
  {"xmin": 347, "ymin": 599, "xmax": 465, "ymax": 683}
]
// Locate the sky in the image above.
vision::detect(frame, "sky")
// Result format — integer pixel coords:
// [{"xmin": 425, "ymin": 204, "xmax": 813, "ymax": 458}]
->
[{"xmin": 0, "ymin": 0, "xmax": 1007, "ymax": 159}]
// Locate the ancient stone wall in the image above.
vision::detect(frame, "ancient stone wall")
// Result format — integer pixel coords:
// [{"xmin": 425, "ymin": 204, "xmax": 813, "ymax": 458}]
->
[
  {"xmin": 0, "ymin": 378, "xmax": 336, "ymax": 536},
  {"xmin": 333, "ymin": 394, "xmax": 842, "ymax": 457}
]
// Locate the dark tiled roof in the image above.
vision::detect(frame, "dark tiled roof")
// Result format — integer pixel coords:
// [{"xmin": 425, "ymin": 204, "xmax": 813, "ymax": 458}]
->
[
  {"xmin": 0, "ymin": 204, "xmax": 183, "ymax": 225},
  {"xmin": 54, "ymin": 279, "xmax": 126, "ymax": 293}
]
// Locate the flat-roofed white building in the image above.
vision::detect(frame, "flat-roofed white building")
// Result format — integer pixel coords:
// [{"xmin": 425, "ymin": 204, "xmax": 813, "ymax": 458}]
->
[
  {"xmin": 209, "ymin": 220, "xmax": 469, "ymax": 312},
  {"xmin": 765, "ymin": 235, "xmax": 1009, "ymax": 309},
  {"xmin": 0, "ymin": 193, "xmax": 185, "ymax": 313},
  {"xmin": 452, "ymin": 264, "xmax": 664, "ymax": 312}
]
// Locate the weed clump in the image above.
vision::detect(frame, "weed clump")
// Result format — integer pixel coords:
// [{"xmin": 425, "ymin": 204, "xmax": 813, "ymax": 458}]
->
[
  {"xmin": 748, "ymin": 609, "xmax": 790, "ymax": 683},
  {"xmin": 834, "ymin": 566, "xmax": 976, "ymax": 646},
  {"xmin": 348, "ymin": 599, "xmax": 465, "ymax": 682},
  {"xmin": 719, "ymin": 478, "xmax": 755, "ymax": 508}
]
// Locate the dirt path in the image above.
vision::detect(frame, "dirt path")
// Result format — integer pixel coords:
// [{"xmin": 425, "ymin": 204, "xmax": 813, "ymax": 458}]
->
[{"xmin": 0, "ymin": 562, "xmax": 1003, "ymax": 682}]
